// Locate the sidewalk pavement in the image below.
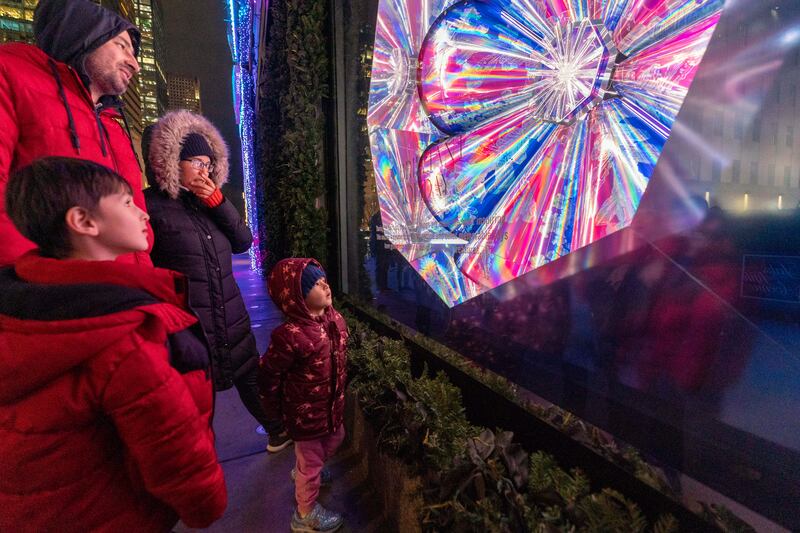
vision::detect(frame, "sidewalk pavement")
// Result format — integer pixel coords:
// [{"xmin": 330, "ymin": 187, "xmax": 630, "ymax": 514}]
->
[{"xmin": 175, "ymin": 255, "xmax": 387, "ymax": 532}]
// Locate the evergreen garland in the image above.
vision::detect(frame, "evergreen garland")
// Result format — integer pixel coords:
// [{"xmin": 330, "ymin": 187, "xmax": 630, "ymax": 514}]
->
[
  {"xmin": 256, "ymin": 1, "xmax": 288, "ymax": 272},
  {"xmin": 256, "ymin": 0, "xmax": 330, "ymax": 273}
]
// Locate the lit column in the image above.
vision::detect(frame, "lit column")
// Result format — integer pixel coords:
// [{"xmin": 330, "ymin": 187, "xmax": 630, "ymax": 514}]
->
[{"xmin": 226, "ymin": 0, "xmax": 261, "ymax": 271}]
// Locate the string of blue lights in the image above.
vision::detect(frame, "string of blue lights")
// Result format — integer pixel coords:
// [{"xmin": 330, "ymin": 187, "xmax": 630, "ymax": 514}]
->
[{"xmin": 225, "ymin": 0, "xmax": 261, "ymax": 271}]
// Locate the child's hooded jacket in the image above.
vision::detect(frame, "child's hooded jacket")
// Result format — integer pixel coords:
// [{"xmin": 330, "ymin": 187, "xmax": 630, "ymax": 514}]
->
[
  {"xmin": 259, "ymin": 258, "xmax": 348, "ymax": 441},
  {"xmin": 0, "ymin": 252, "xmax": 226, "ymax": 532}
]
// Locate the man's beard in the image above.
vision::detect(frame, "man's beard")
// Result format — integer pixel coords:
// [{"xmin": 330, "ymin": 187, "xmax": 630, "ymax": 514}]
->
[{"xmin": 85, "ymin": 61, "xmax": 129, "ymax": 97}]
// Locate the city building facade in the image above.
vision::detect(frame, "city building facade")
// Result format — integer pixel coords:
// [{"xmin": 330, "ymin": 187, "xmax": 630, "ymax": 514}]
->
[
  {"xmin": 136, "ymin": 0, "xmax": 167, "ymax": 127},
  {"xmin": 0, "ymin": 0, "xmax": 35, "ymax": 44},
  {"xmin": 167, "ymin": 73, "xmax": 202, "ymax": 113}
]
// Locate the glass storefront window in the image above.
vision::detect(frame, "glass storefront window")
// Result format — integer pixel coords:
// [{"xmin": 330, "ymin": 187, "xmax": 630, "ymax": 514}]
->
[{"xmin": 334, "ymin": 0, "xmax": 800, "ymax": 528}]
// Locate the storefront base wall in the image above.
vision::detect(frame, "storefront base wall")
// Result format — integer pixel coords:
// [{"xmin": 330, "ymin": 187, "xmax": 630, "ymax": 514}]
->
[{"xmin": 345, "ymin": 393, "xmax": 424, "ymax": 532}]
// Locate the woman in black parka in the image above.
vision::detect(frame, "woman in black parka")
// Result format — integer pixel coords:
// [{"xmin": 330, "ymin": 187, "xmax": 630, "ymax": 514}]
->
[{"xmin": 145, "ymin": 110, "xmax": 290, "ymax": 452}]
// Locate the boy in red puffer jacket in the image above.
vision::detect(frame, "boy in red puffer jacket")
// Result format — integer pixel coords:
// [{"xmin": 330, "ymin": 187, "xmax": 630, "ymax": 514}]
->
[
  {"xmin": 0, "ymin": 157, "xmax": 226, "ymax": 532},
  {"xmin": 259, "ymin": 258, "xmax": 349, "ymax": 533}
]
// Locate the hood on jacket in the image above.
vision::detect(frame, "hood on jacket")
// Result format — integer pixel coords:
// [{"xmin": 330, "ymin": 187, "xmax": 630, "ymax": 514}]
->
[
  {"xmin": 268, "ymin": 258, "xmax": 331, "ymax": 324},
  {"xmin": 34, "ymin": 0, "xmax": 140, "ymax": 82},
  {"xmin": 0, "ymin": 252, "xmax": 195, "ymax": 404},
  {"xmin": 148, "ymin": 110, "xmax": 230, "ymax": 200}
]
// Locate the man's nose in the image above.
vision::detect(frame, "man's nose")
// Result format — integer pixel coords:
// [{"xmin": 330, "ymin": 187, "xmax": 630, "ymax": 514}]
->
[{"xmin": 127, "ymin": 53, "xmax": 140, "ymax": 74}]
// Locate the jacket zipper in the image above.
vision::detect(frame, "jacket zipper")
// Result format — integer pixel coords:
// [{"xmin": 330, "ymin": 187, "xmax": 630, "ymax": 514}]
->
[
  {"xmin": 328, "ymin": 330, "xmax": 336, "ymax": 433},
  {"xmin": 185, "ymin": 200, "xmax": 231, "ymax": 388}
]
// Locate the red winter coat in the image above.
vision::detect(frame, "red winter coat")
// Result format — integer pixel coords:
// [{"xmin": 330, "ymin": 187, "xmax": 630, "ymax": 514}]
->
[
  {"xmin": 259, "ymin": 258, "xmax": 348, "ymax": 441},
  {"xmin": 0, "ymin": 42, "xmax": 152, "ymax": 266},
  {"xmin": 0, "ymin": 252, "xmax": 226, "ymax": 532}
]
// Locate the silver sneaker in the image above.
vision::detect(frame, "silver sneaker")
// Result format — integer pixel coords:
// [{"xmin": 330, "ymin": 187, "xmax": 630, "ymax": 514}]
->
[
  {"xmin": 291, "ymin": 467, "xmax": 332, "ymax": 485},
  {"xmin": 290, "ymin": 503, "xmax": 343, "ymax": 532}
]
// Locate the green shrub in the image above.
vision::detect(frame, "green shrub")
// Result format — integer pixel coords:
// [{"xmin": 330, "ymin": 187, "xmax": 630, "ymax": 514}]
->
[
  {"xmin": 255, "ymin": 0, "xmax": 330, "ymax": 271},
  {"xmin": 343, "ymin": 313, "xmax": 746, "ymax": 532},
  {"xmin": 408, "ymin": 371, "xmax": 477, "ymax": 471},
  {"xmin": 346, "ymin": 311, "xmax": 473, "ymax": 469}
]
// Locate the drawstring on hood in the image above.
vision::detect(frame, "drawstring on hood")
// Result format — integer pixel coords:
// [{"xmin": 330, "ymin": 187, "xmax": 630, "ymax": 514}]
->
[
  {"xmin": 94, "ymin": 105, "xmax": 108, "ymax": 157},
  {"xmin": 47, "ymin": 58, "xmax": 80, "ymax": 154},
  {"xmin": 116, "ymin": 106, "xmax": 142, "ymax": 171},
  {"xmin": 95, "ymin": 96, "xmax": 141, "ymax": 171}
]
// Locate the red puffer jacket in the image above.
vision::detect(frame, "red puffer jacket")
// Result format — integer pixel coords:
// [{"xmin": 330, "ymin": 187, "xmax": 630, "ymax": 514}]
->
[
  {"xmin": 259, "ymin": 258, "xmax": 349, "ymax": 441},
  {"xmin": 0, "ymin": 42, "xmax": 152, "ymax": 266},
  {"xmin": 0, "ymin": 253, "xmax": 226, "ymax": 532}
]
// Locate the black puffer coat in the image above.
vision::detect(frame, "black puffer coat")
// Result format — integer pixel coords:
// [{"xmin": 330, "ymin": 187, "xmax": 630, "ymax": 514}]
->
[{"xmin": 145, "ymin": 111, "xmax": 257, "ymax": 390}]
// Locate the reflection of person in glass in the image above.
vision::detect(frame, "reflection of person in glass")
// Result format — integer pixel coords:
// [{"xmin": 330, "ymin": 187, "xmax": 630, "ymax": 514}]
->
[
  {"xmin": 637, "ymin": 206, "xmax": 748, "ymax": 402},
  {"xmin": 577, "ymin": 202, "xmax": 752, "ymax": 487},
  {"xmin": 369, "ymin": 210, "xmax": 412, "ymax": 292},
  {"xmin": 598, "ymin": 202, "xmax": 751, "ymax": 410}
]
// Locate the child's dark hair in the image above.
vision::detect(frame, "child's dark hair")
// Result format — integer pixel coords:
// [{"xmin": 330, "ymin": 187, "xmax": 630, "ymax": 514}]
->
[{"xmin": 5, "ymin": 157, "xmax": 133, "ymax": 258}]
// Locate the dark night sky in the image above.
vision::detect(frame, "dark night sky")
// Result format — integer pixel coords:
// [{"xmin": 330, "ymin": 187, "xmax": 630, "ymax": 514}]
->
[{"xmin": 161, "ymin": 0, "xmax": 245, "ymax": 212}]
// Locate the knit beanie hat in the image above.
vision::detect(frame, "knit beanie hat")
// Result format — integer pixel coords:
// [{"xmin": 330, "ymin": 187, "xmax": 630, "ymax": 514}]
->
[
  {"xmin": 180, "ymin": 133, "xmax": 213, "ymax": 161},
  {"xmin": 301, "ymin": 264, "xmax": 326, "ymax": 299}
]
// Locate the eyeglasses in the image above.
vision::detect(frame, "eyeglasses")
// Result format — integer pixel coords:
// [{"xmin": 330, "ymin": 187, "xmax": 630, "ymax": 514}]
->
[{"xmin": 183, "ymin": 158, "xmax": 215, "ymax": 172}]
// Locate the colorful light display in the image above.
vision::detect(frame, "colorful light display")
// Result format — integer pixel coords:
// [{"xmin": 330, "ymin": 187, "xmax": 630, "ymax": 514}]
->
[
  {"xmin": 226, "ymin": 0, "xmax": 262, "ymax": 271},
  {"xmin": 368, "ymin": 0, "xmax": 725, "ymax": 306}
]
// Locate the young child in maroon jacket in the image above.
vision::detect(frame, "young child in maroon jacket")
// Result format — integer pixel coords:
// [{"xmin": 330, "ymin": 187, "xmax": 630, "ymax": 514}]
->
[
  {"xmin": 0, "ymin": 157, "xmax": 227, "ymax": 532},
  {"xmin": 259, "ymin": 258, "xmax": 349, "ymax": 533}
]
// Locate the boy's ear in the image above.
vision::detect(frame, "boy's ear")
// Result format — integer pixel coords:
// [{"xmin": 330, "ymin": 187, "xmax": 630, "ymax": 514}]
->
[{"xmin": 64, "ymin": 206, "xmax": 100, "ymax": 237}]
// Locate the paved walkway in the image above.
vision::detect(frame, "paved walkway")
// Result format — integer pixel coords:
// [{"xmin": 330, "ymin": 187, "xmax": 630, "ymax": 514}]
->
[{"xmin": 176, "ymin": 255, "xmax": 386, "ymax": 532}]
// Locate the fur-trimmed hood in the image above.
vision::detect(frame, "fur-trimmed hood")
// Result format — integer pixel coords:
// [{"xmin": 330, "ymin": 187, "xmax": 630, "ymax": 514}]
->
[{"xmin": 147, "ymin": 110, "xmax": 229, "ymax": 200}]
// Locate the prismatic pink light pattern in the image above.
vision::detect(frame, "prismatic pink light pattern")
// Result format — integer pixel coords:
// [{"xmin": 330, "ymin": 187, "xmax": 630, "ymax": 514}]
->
[{"xmin": 368, "ymin": 0, "xmax": 725, "ymax": 306}]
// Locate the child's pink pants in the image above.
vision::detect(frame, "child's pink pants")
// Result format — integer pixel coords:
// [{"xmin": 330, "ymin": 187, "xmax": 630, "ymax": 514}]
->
[{"xmin": 294, "ymin": 424, "xmax": 346, "ymax": 514}]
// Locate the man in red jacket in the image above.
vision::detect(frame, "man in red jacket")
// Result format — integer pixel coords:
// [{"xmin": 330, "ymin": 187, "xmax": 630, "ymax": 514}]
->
[
  {"xmin": 0, "ymin": 0, "xmax": 152, "ymax": 266},
  {"xmin": 0, "ymin": 157, "xmax": 226, "ymax": 531}
]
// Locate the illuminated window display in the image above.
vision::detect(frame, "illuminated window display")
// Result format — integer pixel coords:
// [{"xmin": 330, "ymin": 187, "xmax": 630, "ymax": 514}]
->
[
  {"xmin": 368, "ymin": 0, "xmax": 723, "ymax": 306},
  {"xmin": 334, "ymin": 0, "xmax": 800, "ymax": 528}
]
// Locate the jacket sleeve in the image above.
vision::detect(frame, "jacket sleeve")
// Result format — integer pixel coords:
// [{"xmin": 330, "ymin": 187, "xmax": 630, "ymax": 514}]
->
[
  {"xmin": 258, "ymin": 329, "xmax": 295, "ymax": 421},
  {"xmin": 100, "ymin": 337, "xmax": 227, "ymax": 528},
  {"xmin": 0, "ymin": 60, "xmax": 17, "ymax": 187},
  {"xmin": 0, "ymin": 58, "xmax": 28, "ymax": 267},
  {"xmin": 207, "ymin": 197, "xmax": 253, "ymax": 254}
]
